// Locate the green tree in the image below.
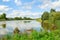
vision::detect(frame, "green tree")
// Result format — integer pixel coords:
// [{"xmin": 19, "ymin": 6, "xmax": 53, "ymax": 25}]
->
[
  {"xmin": 19, "ymin": 17, "xmax": 23, "ymax": 20},
  {"xmin": 49, "ymin": 9, "xmax": 56, "ymax": 24},
  {"xmin": 0, "ymin": 13, "xmax": 6, "ymax": 19},
  {"xmin": 24, "ymin": 17, "xmax": 27, "ymax": 20},
  {"xmin": 41, "ymin": 11, "xmax": 49, "ymax": 20},
  {"xmin": 3, "ymin": 13, "xmax": 6, "ymax": 18},
  {"xmin": 14, "ymin": 17, "xmax": 20, "ymax": 20}
]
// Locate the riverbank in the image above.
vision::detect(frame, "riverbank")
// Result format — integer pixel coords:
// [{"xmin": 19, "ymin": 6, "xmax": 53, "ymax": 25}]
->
[{"xmin": 0, "ymin": 19, "xmax": 36, "ymax": 21}]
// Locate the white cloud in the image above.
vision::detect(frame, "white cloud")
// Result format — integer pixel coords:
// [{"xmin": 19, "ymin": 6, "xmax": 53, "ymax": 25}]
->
[
  {"xmin": 22, "ymin": 0, "xmax": 35, "ymax": 10},
  {"xmin": 22, "ymin": 5, "xmax": 32, "ymax": 10},
  {"xmin": 38, "ymin": 4, "xmax": 49, "ymax": 9},
  {"xmin": 38, "ymin": 0, "xmax": 60, "ymax": 9},
  {"xmin": 3, "ymin": 0, "xmax": 10, "ymax": 2},
  {"xmin": 51, "ymin": 0, "xmax": 60, "ymax": 8},
  {"xmin": 0, "ymin": 5, "xmax": 12, "ymax": 12},
  {"xmin": 14, "ymin": 0, "xmax": 22, "ymax": 6},
  {"xmin": 14, "ymin": 0, "xmax": 35, "ymax": 10},
  {"xmin": 7, "ymin": 10, "xmax": 41, "ymax": 18}
]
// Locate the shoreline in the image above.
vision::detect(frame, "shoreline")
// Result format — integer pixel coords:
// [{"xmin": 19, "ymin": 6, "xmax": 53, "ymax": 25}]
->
[{"xmin": 0, "ymin": 19, "xmax": 36, "ymax": 21}]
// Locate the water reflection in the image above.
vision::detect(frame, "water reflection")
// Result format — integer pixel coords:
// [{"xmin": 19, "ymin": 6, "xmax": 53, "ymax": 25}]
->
[
  {"xmin": 24, "ymin": 20, "xmax": 31, "ymax": 23},
  {"xmin": 0, "ymin": 21, "xmax": 7, "ymax": 35},
  {"xmin": 2, "ymin": 24, "xmax": 6, "ymax": 28},
  {"xmin": 0, "ymin": 20, "xmax": 43, "ymax": 35}
]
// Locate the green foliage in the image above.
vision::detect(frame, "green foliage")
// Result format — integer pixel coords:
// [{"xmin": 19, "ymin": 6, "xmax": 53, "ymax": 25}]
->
[
  {"xmin": 41, "ymin": 9, "xmax": 60, "ymax": 30},
  {"xmin": 0, "ymin": 13, "xmax": 34, "ymax": 20},
  {"xmin": 6, "ymin": 17, "xmax": 34, "ymax": 20},
  {"xmin": 14, "ymin": 17, "xmax": 21, "ymax": 20},
  {"xmin": 23, "ymin": 17, "xmax": 33, "ymax": 20},
  {"xmin": 55, "ymin": 20, "xmax": 60, "ymax": 29},
  {"xmin": 55, "ymin": 12, "xmax": 60, "ymax": 20},
  {"xmin": 0, "ymin": 13, "xmax": 6, "ymax": 20},
  {"xmin": 41, "ymin": 11, "xmax": 49, "ymax": 20},
  {"xmin": 0, "ymin": 30, "xmax": 60, "ymax": 40}
]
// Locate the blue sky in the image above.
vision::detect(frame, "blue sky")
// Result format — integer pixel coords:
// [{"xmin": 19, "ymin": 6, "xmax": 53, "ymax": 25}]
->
[{"xmin": 0, "ymin": 0, "xmax": 60, "ymax": 18}]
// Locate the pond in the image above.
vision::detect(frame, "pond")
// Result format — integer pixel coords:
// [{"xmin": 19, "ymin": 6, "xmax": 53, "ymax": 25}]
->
[{"xmin": 0, "ymin": 20, "xmax": 43, "ymax": 36}]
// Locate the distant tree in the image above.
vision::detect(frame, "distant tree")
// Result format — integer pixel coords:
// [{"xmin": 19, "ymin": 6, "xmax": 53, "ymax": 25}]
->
[
  {"xmin": 19, "ymin": 17, "xmax": 23, "ymax": 20},
  {"xmin": 24, "ymin": 17, "xmax": 27, "ymax": 20},
  {"xmin": 50, "ymin": 9, "xmax": 56, "ymax": 13},
  {"xmin": 14, "ymin": 17, "xmax": 20, "ymax": 20},
  {"xmin": 3, "ymin": 13, "xmax": 6, "ymax": 17},
  {"xmin": 23, "ymin": 17, "xmax": 33, "ymax": 20},
  {"xmin": 0, "ymin": 13, "xmax": 6, "ymax": 19}
]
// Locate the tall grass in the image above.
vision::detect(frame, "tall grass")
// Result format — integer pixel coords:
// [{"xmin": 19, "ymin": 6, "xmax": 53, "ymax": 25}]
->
[{"xmin": 0, "ymin": 30, "xmax": 60, "ymax": 40}]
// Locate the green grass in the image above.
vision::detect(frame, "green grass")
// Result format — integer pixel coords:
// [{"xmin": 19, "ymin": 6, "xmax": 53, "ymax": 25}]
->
[{"xmin": 0, "ymin": 30, "xmax": 60, "ymax": 40}]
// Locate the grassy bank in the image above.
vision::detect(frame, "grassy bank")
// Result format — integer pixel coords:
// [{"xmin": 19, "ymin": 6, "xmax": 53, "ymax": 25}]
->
[{"xmin": 0, "ymin": 30, "xmax": 60, "ymax": 40}]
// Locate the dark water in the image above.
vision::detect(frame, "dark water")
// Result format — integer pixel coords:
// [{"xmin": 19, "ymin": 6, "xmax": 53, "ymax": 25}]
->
[{"xmin": 0, "ymin": 20, "xmax": 43, "ymax": 35}]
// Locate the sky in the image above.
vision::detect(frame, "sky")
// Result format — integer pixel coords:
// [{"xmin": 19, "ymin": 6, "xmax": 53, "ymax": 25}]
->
[{"xmin": 0, "ymin": 0, "xmax": 60, "ymax": 18}]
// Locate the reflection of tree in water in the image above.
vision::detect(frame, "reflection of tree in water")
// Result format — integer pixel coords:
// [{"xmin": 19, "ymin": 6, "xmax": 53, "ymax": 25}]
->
[
  {"xmin": 2, "ymin": 24, "xmax": 6, "ymax": 28},
  {"xmin": 24, "ymin": 21, "xmax": 31, "ymax": 23}
]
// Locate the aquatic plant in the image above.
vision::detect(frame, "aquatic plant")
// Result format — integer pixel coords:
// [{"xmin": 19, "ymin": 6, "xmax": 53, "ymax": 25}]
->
[{"xmin": 13, "ymin": 27, "xmax": 20, "ymax": 34}]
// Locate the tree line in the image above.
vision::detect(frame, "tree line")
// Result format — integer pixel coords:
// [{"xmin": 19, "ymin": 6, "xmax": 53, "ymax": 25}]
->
[
  {"xmin": 0, "ymin": 13, "xmax": 34, "ymax": 20},
  {"xmin": 6, "ymin": 17, "xmax": 34, "ymax": 20}
]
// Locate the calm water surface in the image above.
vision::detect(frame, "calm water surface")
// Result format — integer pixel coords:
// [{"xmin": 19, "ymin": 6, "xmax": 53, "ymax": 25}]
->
[{"xmin": 0, "ymin": 20, "xmax": 43, "ymax": 35}]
